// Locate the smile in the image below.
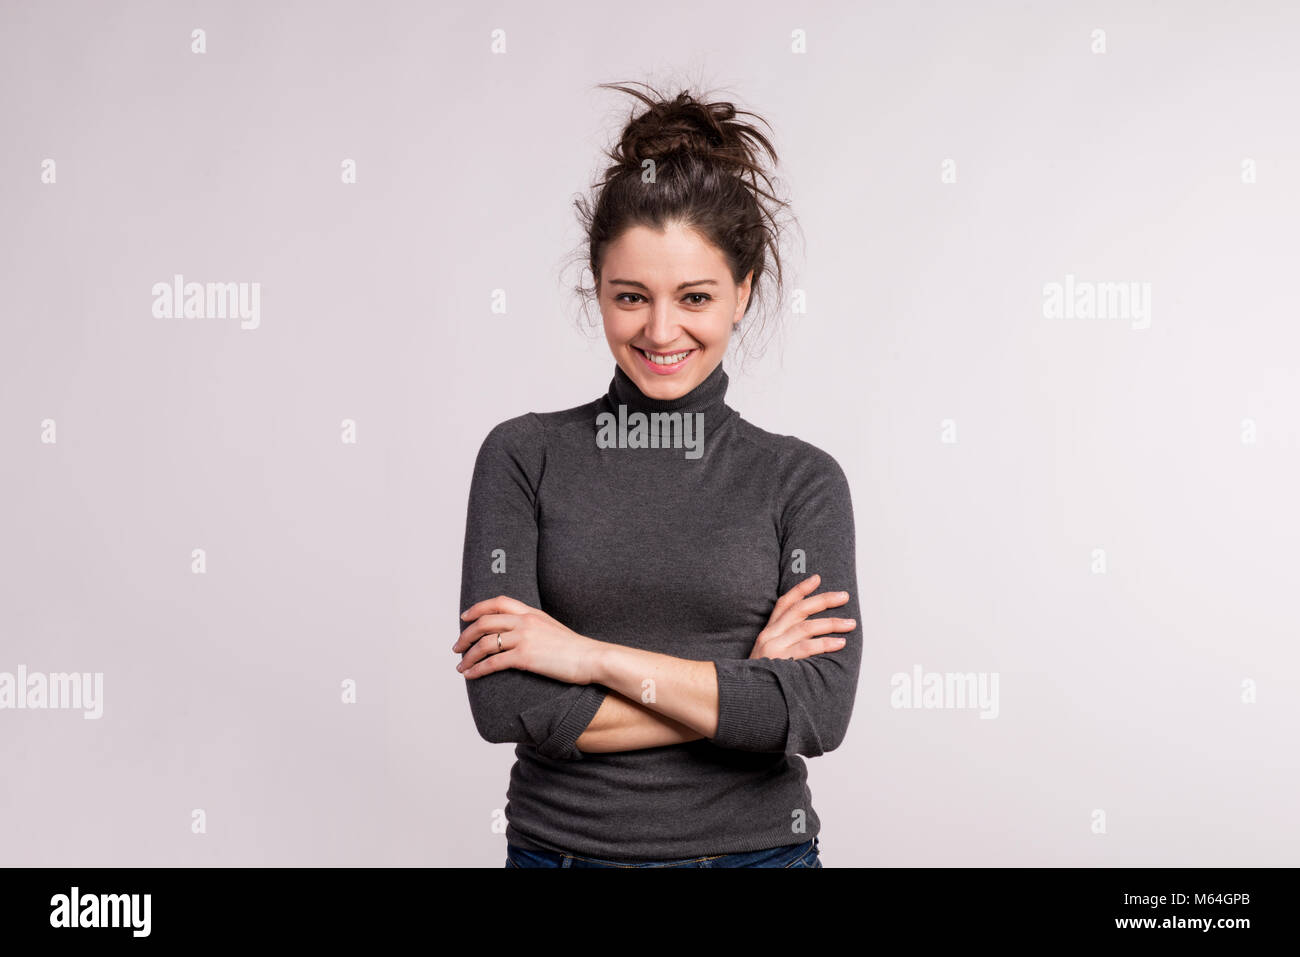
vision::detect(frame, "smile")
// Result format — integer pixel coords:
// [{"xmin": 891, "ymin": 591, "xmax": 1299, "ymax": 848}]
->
[{"xmin": 634, "ymin": 347, "xmax": 695, "ymax": 374}]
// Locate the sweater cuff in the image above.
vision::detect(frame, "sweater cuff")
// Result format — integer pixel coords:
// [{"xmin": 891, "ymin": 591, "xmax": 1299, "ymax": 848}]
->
[
  {"xmin": 711, "ymin": 658, "xmax": 789, "ymax": 752},
  {"xmin": 526, "ymin": 685, "xmax": 608, "ymax": 761}
]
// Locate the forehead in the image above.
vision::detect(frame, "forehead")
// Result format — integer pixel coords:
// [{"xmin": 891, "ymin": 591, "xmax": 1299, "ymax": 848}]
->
[{"xmin": 603, "ymin": 223, "xmax": 728, "ymax": 278}]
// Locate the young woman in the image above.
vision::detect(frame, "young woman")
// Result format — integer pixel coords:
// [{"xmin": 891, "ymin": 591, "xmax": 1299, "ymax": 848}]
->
[{"xmin": 453, "ymin": 81, "xmax": 861, "ymax": 868}]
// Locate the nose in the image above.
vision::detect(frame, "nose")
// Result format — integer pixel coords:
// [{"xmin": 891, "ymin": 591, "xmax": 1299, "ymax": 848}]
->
[{"xmin": 642, "ymin": 300, "xmax": 685, "ymax": 348}]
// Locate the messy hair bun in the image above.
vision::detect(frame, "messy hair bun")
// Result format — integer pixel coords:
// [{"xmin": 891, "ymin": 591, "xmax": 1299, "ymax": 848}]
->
[{"xmin": 572, "ymin": 80, "xmax": 796, "ymax": 363}]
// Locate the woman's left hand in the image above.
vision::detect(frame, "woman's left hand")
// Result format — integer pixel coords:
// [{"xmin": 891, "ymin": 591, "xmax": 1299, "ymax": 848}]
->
[{"xmin": 454, "ymin": 595, "xmax": 604, "ymax": 685}]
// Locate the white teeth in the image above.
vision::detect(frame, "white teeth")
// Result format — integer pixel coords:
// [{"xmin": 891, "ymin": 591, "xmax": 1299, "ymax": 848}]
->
[{"xmin": 644, "ymin": 350, "xmax": 691, "ymax": 365}]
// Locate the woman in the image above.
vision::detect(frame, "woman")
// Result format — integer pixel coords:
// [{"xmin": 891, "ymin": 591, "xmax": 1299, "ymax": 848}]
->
[{"xmin": 453, "ymin": 81, "xmax": 861, "ymax": 868}]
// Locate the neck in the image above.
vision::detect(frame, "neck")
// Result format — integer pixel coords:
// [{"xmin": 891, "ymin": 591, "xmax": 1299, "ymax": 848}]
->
[{"xmin": 607, "ymin": 360, "xmax": 730, "ymax": 416}]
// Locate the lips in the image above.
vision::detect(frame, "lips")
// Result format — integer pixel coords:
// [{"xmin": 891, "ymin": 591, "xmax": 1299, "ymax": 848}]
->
[{"xmin": 634, "ymin": 346, "xmax": 695, "ymax": 374}]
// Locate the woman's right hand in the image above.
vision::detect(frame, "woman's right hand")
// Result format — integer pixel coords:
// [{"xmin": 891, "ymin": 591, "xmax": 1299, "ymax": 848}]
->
[{"xmin": 749, "ymin": 573, "xmax": 856, "ymax": 660}]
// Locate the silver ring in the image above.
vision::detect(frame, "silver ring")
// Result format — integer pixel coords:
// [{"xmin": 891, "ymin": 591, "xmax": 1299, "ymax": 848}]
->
[{"xmin": 496, "ymin": 633, "xmax": 502, "ymax": 653}]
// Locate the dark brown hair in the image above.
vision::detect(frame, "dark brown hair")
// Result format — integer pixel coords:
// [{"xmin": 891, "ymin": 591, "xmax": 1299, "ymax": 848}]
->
[{"xmin": 571, "ymin": 80, "xmax": 797, "ymax": 364}]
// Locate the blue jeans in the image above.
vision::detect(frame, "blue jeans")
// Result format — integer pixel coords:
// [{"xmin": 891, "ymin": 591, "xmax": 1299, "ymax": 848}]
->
[{"xmin": 505, "ymin": 836, "xmax": 822, "ymax": 868}]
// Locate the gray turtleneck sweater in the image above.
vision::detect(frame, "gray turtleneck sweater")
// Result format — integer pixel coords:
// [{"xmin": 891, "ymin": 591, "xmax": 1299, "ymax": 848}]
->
[{"xmin": 458, "ymin": 361, "xmax": 862, "ymax": 859}]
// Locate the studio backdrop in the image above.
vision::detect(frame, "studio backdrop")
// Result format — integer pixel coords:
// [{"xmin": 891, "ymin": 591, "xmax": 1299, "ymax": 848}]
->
[{"xmin": 1, "ymin": 0, "xmax": 1296, "ymax": 866}]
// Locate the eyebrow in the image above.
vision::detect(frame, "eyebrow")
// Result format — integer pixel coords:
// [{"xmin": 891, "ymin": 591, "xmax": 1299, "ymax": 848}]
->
[{"xmin": 607, "ymin": 279, "xmax": 719, "ymax": 291}]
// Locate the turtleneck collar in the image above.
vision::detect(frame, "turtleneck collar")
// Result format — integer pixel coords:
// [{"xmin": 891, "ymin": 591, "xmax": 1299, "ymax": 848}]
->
[{"xmin": 607, "ymin": 359, "xmax": 731, "ymax": 415}]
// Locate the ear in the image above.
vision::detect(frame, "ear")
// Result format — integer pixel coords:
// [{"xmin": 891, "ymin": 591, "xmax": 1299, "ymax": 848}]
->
[{"xmin": 735, "ymin": 269, "xmax": 754, "ymax": 320}]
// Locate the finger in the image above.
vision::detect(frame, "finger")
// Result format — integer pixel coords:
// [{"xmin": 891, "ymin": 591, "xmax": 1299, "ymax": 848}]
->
[
  {"xmin": 772, "ymin": 589, "xmax": 848, "ymax": 631},
  {"xmin": 458, "ymin": 629, "xmax": 516, "ymax": 672},
  {"xmin": 453, "ymin": 613, "xmax": 517, "ymax": 653},
  {"xmin": 461, "ymin": 647, "xmax": 520, "ymax": 680},
  {"xmin": 788, "ymin": 634, "xmax": 850, "ymax": 659},
  {"xmin": 460, "ymin": 594, "xmax": 533, "ymax": 623},
  {"xmin": 761, "ymin": 617, "xmax": 852, "ymax": 657},
  {"xmin": 770, "ymin": 586, "xmax": 848, "ymax": 634},
  {"xmin": 769, "ymin": 574, "xmax": 820, "ymax": 621},
  {"xmin": 758, "ymin": 615, "xmax": 854, "ymax": 658},
  {"xmin": 791, "ymin": 590, "xmax": 850, "ymax": 621},
  {"xmin": 793, "ymin": 617, "xmax": 856, "ymax": 642}
]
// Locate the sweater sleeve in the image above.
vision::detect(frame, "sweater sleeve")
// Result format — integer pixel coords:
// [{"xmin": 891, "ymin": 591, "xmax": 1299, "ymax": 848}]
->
[
  {"xmin": 458, "ymin": 414, "xmax": 608, "ymax": 760},
  {"xmin": 709, "ymin": 441, "xmax": 863, "ymax": 757}
]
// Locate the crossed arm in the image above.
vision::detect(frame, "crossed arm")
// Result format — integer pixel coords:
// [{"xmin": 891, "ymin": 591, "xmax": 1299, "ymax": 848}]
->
[
  {"xmin": 454, "ymin": 573, "xmax": 855, "ymax": 754},
  {"xmin": 577, "ymin": 691, "xmax": 704, "ymax": 752},
  {"xmin": 456, "ymin": 415, "xmax": 860, "ymax": 761},
  {"xmin": 578, "ymin": 653, "xmax": 717, "ymax": 751}
]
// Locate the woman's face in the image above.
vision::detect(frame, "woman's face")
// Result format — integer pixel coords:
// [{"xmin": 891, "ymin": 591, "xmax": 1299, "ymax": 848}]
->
[{"xmin": 599, "ymin": 222, "xmax": 752, "ymax": 401}]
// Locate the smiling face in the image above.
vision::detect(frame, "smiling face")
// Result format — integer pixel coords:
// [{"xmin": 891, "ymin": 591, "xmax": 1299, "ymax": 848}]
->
[{"xmin": 598, "ymin": 222, "xmax": 752, "ymax": 401}]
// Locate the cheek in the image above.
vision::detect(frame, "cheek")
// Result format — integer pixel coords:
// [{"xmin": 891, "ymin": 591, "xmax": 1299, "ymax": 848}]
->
[
  {"xmin": 600, "ymin": 316, "xmax": 629, "ymax": 346},
  {"xmin": 601, "ymin": 307, "xmax": 636, "ymax": 335},
  {"xmin": 702, "ymin": 326, "xmax": 733, "ymax": 350}
]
